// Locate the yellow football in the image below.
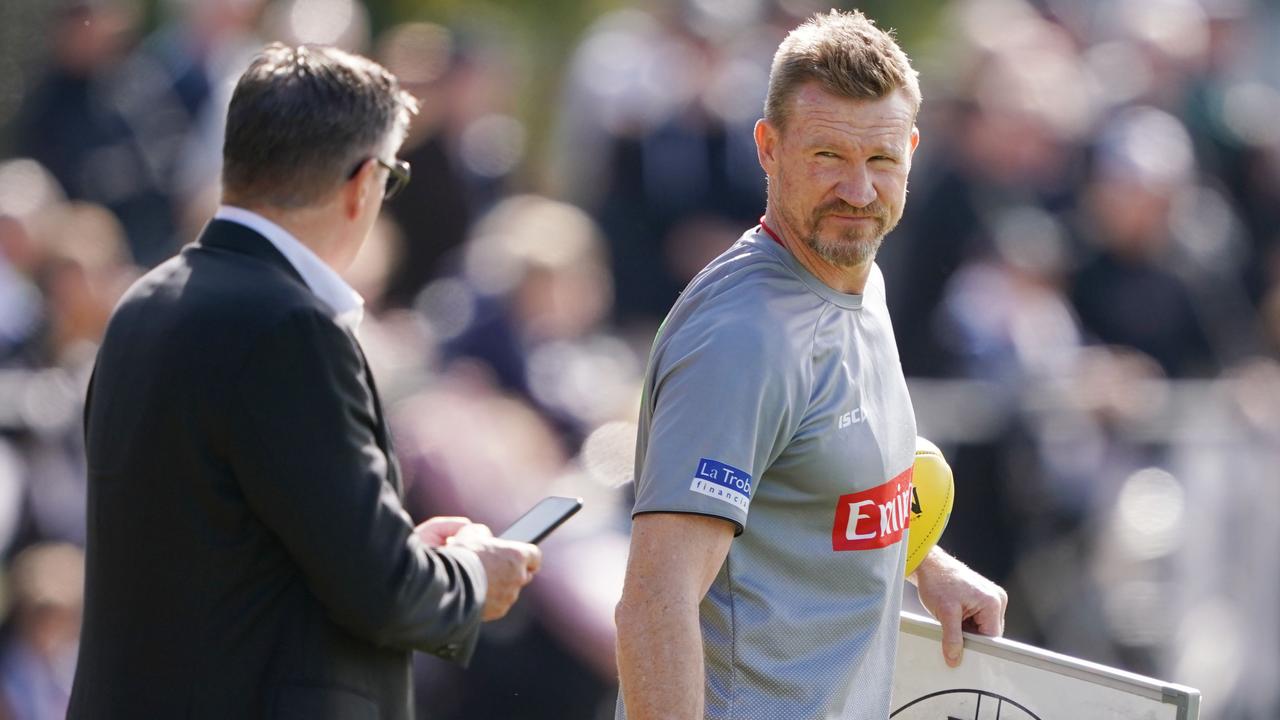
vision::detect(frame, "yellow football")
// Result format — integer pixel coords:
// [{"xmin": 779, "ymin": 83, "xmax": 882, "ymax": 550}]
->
[{"xmin": 904, "ymin": 436, "xmax": 954, "ymax": 577}]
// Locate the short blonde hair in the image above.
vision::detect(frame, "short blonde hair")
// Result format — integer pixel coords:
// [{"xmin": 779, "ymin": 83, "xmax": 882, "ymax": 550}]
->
[{"xmin": 765, "ymin": 9, "xmax": 921, "ymax": 129}]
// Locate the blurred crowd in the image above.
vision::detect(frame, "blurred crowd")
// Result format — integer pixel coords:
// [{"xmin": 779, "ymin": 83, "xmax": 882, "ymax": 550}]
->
[{"xmin": 0, "ymin": 0, "xmax": 1278, "ymax": 718}]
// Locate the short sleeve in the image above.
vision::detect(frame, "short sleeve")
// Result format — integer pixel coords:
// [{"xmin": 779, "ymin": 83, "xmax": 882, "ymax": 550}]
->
[{"xmin": 633, "ymin": 313, "xmax": 807, "ymax": 533}]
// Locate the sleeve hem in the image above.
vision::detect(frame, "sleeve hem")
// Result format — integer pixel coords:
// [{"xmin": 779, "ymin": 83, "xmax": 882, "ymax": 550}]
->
[
  {"xmin": 632, "ymin": 508, "xmax": 745, "ymax": 537},
  {"xmin": 433, "ymin": 545, "xmax": 487, "ymax": 665}
]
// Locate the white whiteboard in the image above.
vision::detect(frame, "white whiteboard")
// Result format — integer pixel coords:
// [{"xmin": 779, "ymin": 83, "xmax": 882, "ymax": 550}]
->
[{"xmin": 893, "ymin": 612, "xmax": 1200, "ymax": 720}]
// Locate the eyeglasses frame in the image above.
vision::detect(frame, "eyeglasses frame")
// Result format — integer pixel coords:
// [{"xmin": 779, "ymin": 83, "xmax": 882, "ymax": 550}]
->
[{"xmin": 347, "ymin": 156, "xmax": 412, "ymax": 201}]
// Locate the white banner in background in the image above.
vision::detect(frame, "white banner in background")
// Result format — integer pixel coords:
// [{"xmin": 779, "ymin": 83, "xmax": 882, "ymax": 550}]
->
[{"xmin": 893, "ymin": 613, "xmax": 1200, "ymax": 720}]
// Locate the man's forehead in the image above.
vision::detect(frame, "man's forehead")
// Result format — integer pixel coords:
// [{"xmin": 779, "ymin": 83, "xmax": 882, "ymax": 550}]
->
[{"xmin": 786, "ymin": 83, "xmax": 915, "ymax": 140}]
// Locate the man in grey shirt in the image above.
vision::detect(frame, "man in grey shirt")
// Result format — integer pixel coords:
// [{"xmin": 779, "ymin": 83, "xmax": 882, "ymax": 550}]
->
[{"xmin": 615, "ymin": 10, "xmax": 1008, "ymax": 720}]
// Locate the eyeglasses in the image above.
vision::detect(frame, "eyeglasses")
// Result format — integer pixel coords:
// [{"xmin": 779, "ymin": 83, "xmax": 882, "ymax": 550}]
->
[
  {"xmin": 349, "ymin": 157, "xmax": 412, "ymax": 201},
  {"xmin": 377, "ymin": 158, "xmax": 411, "ymax": 200}
]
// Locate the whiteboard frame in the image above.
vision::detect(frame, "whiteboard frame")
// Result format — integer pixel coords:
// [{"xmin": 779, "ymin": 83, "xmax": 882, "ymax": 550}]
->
[{"xmin": 898, "ymin": 612, "xmax": 1201, "ymax": 720}]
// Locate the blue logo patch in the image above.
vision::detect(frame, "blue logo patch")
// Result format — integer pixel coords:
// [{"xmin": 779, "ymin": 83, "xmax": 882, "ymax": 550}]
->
[{"xmin": 689, "ymin": 458, "xmax": 752, "ymax": 511}]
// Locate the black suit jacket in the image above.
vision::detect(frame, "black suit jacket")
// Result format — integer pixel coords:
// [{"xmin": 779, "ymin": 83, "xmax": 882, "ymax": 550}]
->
[{"xmin": 68, "ymin": 220, "xmax": 486, "ymax": 720}]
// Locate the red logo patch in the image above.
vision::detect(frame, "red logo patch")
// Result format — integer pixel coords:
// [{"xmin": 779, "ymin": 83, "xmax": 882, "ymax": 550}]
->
[{"xmin": 831, "ymin": 467, "xmax": 913, "ymax": 552}]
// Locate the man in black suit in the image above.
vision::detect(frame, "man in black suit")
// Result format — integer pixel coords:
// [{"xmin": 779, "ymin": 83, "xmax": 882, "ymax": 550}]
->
[{"xmin": 68, "ymin": 43, "xmax": 541, "ymax": 720}]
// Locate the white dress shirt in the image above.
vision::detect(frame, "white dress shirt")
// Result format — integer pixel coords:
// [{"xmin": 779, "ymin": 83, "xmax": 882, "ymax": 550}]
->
[{"xmin": 213, "ymin": 205, "xmax": 365, "ymax": 331}]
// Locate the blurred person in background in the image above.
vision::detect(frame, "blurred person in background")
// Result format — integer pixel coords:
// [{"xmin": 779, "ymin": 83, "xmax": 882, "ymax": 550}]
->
[
  {"xmin": 374, "ymin": 21, "xmax": 528, "ymax": 309},
  {"xmin": 879, "ymin": 0, "xmax": 1092, "ymax": 380},
  {"xmin": 17, "ymin": 202, "xmax": 138, "ymax": 548},
  {"xmin": 139, "ymin": 0, "xmax": 269, "ymax": 121},
  {"xmin": 29, "ymin": 203, "xmax": 139, "ymax": 373},
  {"xmin": 418, "ymin": 195, "xmax": 636, "ymax": 448},
  {"xmin": 394, "ymin": 375, "xmax": 627, "ymax": 720},
  {"xmin": 0, "ymin": 160, "xmax": 66, "ymax": 367},
  {"xmin": 553, "ymin": 1, "xmax": 787, "ymax": 327},
  {"xmin": 12, "ymin": 0, "xmax": 188, "ymax": 267},
  {"xmin": 394, "ymin": 196, "xmax": 639, "ymax": 718},
  {"xmin": 615, "ymin": 11, "xmax": 1005, "ymax": 720},
  {"xmin": 373, "ymin": 22, "xmax": 474, "ymax": 309},
  {"xmin": 1069, "ymin": 106, "xmax": 1218, "ymax": 378},
  {"xmin": 337, "ymin": 214, "xmax": 440, "ymax": 402},
  {"xmin": 0, "ymin": 167, "xmax": 134, "ymax": 555},
  {"xmin": 154, "ymin": 0, "xmax": 271, "ymax": 213},
  {"xmin": 0, "ymin": 543, "xmax": 84, "ymax": 720},
  {"xmin": 876, "ymin": 0, "xmax": 1098, "ymax": 597},
  {"xmin": 68, "ymin": 43, "xmax": 540, "ymax": 720}
]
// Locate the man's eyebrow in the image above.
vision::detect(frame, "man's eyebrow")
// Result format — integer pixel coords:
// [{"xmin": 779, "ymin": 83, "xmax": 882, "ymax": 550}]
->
[
  {"xmin": 797, "ymin": 127, "xmax": 905, "ymax": 155},
  {"xmin": 870, "ymin": 144, "xmax": 904, "ymax": 157},
  {"xmin": 808, "ymin": 141, "xmax": 905, "ymax": 158}
]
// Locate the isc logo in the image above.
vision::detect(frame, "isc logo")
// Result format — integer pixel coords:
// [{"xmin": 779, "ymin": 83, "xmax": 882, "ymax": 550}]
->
[
  {"xmin": 837, "ymin": 407, "xmax": 867, "ymax": 428},
  {"xmin": 831, "ymin": 467, "xmax": 913, "ymax": 551}
]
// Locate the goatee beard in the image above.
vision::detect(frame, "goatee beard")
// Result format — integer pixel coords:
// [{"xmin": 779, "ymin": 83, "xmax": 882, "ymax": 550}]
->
[
  {"xmin": 802, "ymin": 201, "xmax": 893, "ymax": 267},
  {"xmin": 805, "ymin": 229, "xmax": 883, "ymax": 268}
]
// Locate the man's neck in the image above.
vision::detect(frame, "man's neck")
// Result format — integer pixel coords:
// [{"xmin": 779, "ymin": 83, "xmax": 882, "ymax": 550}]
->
[
  {"xmin": 761, "ymin": 207, "xmax": 873, "ymax": 295},
  {"xmin": 225, "ymin": 202, "xmax": 344, "ymax": 271}
]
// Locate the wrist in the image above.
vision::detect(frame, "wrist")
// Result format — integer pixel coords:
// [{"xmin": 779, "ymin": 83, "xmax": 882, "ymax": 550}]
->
[{"xmin": 907, "ymin": 545, "xmax": 953, "ymax": 585}]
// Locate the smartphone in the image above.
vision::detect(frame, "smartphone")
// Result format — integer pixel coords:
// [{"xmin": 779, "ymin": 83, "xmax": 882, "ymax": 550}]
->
[{"xmin": 499, "ymin": 496, "xmax": 583, "ymax": 544}]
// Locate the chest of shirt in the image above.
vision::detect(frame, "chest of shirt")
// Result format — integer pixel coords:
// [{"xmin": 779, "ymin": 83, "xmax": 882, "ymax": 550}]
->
[{"xmin": 760, "ymin": 302, "xmax": 916, "ymax": 505}]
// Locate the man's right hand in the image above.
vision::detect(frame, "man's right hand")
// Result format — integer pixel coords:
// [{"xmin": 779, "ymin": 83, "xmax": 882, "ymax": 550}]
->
[{"xmin": 448, "ymin": 523, "xmax": 542, "ymax": 621}]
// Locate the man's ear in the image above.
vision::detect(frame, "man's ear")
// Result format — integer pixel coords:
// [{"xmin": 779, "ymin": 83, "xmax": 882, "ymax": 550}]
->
[
  {"xmin": 909, "ymin": 125, "xmax": 921, "ymax": 156},
  {"xmin": 755, "ymin": 118, "xmax": 779, "ymax": 176},
  {"xmin": 342, "ymin": 158, "xmax": 375, "ymax": 219}
]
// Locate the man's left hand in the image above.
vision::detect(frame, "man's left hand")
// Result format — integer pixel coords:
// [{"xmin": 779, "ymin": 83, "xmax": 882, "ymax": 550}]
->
[{"xmin": 909, "ymin": 546, "xmax": 1007, "ymax": 668}]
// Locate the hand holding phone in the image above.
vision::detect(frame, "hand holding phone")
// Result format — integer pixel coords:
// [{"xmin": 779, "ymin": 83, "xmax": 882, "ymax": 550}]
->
[{"xmin": 448, "ymin": 523, "xmax": 542, "ymax": 621}]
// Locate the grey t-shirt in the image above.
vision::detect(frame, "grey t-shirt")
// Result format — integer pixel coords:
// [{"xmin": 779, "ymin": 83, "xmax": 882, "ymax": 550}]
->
[{"xmin": 620, "ymin": 227, "xmax": 917, "ymax": 720}]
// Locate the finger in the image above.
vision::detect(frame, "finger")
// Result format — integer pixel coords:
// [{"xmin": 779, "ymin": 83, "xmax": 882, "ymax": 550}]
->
[
  {"xmin": 514, "ymin": 556, "xmax": 535, "ymax": 584},
  {"xmin": 425, "ymin": 515, "xmax": 471, "ymax": 525},
  {"xmin": 969, "ymin": 596, "xmax": 1004, "ymax": 638},
  {"xmin": 524, "ymin": 544, "xmax": 543, "ymax": 573},
  {"xmin": 485, "ymin": 591, "xmax": 510, "ymax": 620},
  {"xmin": 416, "ymin": 517, "xmax": 471, "ymax": 543},
  {"xmin": 453, "ymin": 523, "xmax": 493, "ymax": 544},
  {"xmin": 484, "ymin": 601, "xmax": 506, "ymax": 622},
  {"xmin": 937, "ymin": 602, "xmax": 964, "ymax": 668}
]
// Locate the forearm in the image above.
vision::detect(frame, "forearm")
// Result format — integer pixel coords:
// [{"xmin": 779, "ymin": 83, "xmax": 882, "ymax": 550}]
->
[
  {"xmin": 231, "ymin": 310, "xmax": 488, "ymax": 656},
  {"xmin": 907, "ymin": 543, "xmax": 1007, "ymax": 666},
  {"xmin": 906, "ymin": 544, "xmax": 955, "ymax": 586},
  {"xmin": 616, "ymin": 593, "xmax": 705, "ymax": 719},
  {"xmin": 370, "ymin": 544, "xmax": 487, "ymax": 659}
]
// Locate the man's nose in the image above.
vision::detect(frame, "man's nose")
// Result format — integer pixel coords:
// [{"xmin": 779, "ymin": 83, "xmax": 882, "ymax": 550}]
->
[{"xmin": 834, "ymin": 164, "xmax": 877, "ymax": 208}]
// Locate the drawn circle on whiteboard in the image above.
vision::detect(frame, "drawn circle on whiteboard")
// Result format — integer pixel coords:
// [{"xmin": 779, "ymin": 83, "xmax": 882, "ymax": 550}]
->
[{"xmin": 891, "ymin": 688, "xmax": 1045, "ymax": 720}]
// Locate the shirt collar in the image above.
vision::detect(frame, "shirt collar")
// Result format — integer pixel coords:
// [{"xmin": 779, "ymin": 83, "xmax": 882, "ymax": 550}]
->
[{"xmin": 213, "ymin": 205, "xmax": 365, "ymax": 331}]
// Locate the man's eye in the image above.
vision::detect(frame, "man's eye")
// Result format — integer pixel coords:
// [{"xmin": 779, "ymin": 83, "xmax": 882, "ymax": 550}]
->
[
  {"xmin": 872, "ymin": 155, "xmax": 897, "ymax": 163},
  {"xmin": 816, "ymin": 151, "xmax": 839, "ymax": 159}
]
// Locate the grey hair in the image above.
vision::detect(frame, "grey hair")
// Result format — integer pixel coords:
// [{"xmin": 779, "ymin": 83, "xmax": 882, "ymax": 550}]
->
[{"xmin": 222, "ymin": 43, "xmax": 418, "ymax": 208}]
